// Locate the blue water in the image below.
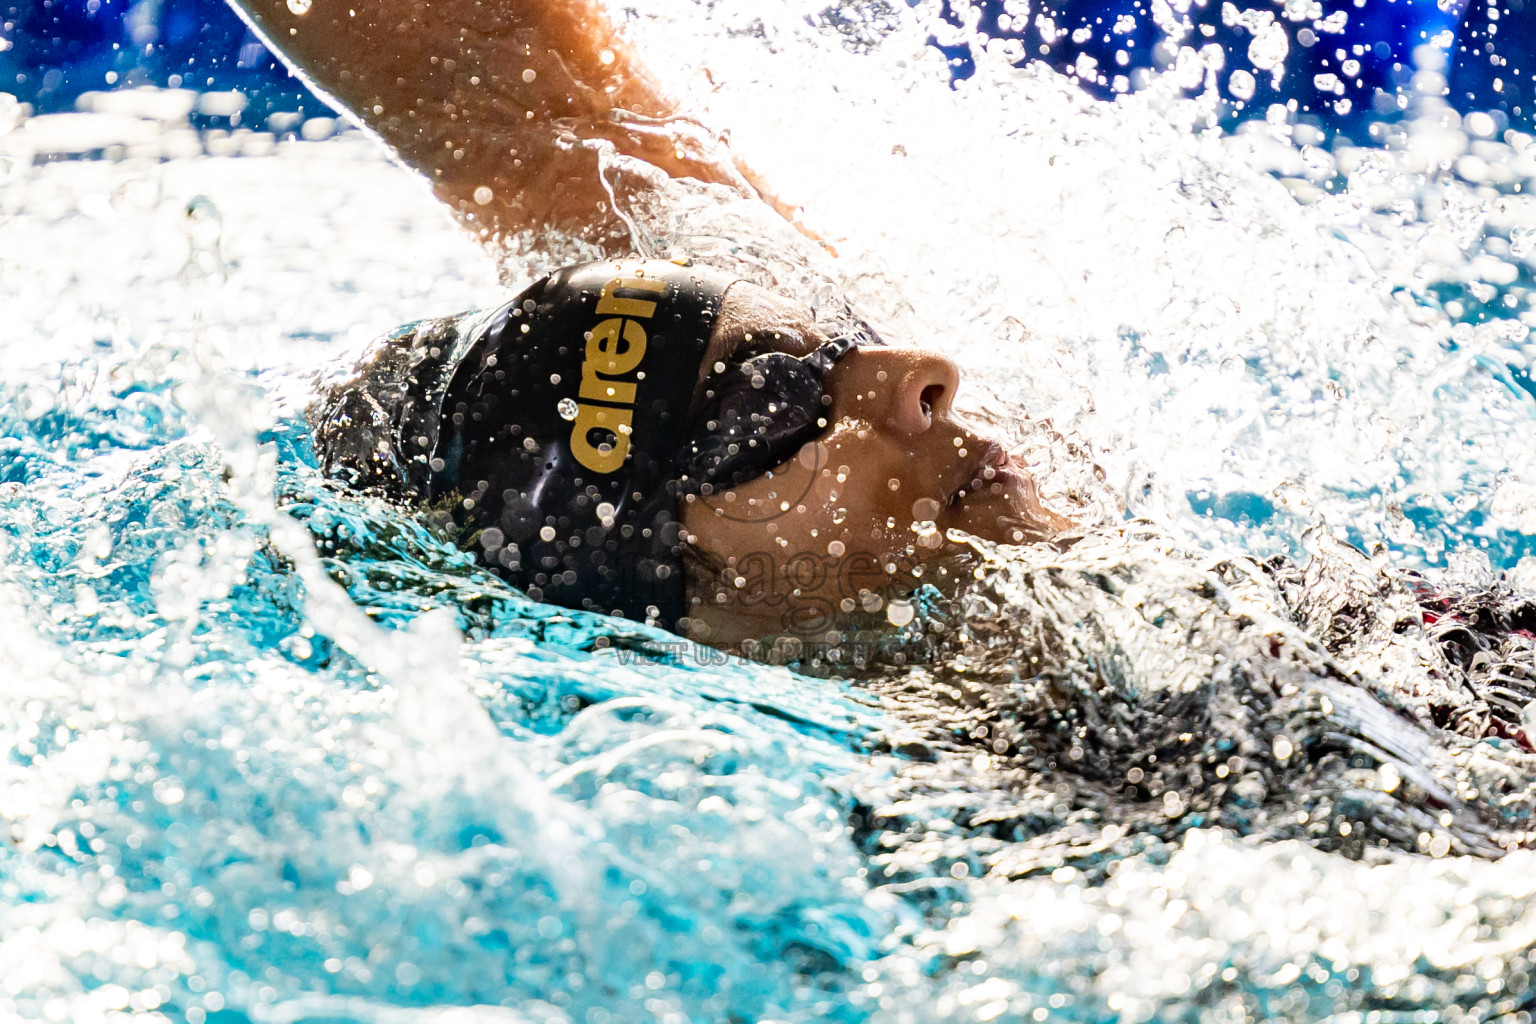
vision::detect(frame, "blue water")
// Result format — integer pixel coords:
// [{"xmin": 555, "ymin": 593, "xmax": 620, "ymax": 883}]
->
[
  {"xmin": 9, "ymin": 1, "xmax": 1536, "ymax": 1022},
  {"xmin": 0, "ymin": 366, "xmax": 905, "ymax": 1021}
]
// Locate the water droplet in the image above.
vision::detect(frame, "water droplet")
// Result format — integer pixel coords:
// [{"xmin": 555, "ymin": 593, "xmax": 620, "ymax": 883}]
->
[
  {"xmin": 910, "ymin": 497, "xmax": 940, "ymax": 521},
  {"xmin": 887, "ymin": 599, "xmax": 915, "ymax": 627},
  {"xmin": 1512, "ymin": 226, "xmax": 1536, "ymax": 260},
  {"xmin": 832, "ymin": 507, "xmax": 847, "ymax": 524},
  {"xmin": 473, "ymin": 186, "xmax": 493, "ymax": 205},
  {"xmin": 1247, "ymin": 22, "xmax": 1288, "ymax": 73},
  {"xmin": 522, "ymin": 68, "xmax": 538, "ymax": 83},
  {"xmin": 887, "ymin": 478, "xmax": 900, "ymax": 491},
  {"xmin": 1272, "ymin": 734, "xmax": 1294, "ymax": 761},
  {"xmin": 286, "ymin": 0, "xmax": 311, "ymax": 13},
  {"xmin": 827, "ymin": 539, "xmax": 845, "ymax": 557},
  {"xmin": 281, "ymin": 633, "xmax": 312, "ymax": 661},
  {"xmin": 539, "ymin": 525, "xmax": 557, "ymax": 542},
  {"xmin": 557, "ymin": 397, "xmax": 579, "ymax": 420},
  {"xmin": 16, "ymin": 385, "xmax": 55, "ymax": 420},
  {"xmin": 73, "ymin": 583, "xmax": 99, "ymax": 617},
  {"xmin": 1521, "ymin": 698, "xmax": 1536, "ymax": 741},
  {"xmin": 1378, "ymin": 763, "xmax": 1402, "ymax": 793},
  {"xmin": 913, "ymin": 520, "xmax": 942, "ymax": 549}
]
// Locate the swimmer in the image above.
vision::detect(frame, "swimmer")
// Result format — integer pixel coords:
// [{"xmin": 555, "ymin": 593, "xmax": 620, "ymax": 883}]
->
[{"xmin": 231, "ymin": 0, "xmax": 1072, "ymax": 651}]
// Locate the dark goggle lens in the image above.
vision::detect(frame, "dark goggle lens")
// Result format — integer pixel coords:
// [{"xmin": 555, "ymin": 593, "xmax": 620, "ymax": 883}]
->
[{"xmin": 679, "ymin": 335, "xmax": 858, "ymax": 489}]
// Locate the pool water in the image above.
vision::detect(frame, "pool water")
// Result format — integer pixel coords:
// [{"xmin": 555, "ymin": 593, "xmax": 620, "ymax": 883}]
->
[{"xmin": 4, "ymin": 1, "xmax": 1536, "ymax": 1021}]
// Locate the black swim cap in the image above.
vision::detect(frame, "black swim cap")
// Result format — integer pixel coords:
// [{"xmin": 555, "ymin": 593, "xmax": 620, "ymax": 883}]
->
[
  {"xmin": 314, "ymin": 258, "xmax": 860, "ymax": 629},
  {"xmin": 425, "ymin": 259, "xmax": 736, "ymax": 625}
]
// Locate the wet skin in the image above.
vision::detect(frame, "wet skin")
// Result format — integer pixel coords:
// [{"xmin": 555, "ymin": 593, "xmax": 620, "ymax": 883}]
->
[
  {"xmin": 680, "ymin": 284, "xmax": 1072, "ymax": 649},
  {"xmin": 225, "ymin": 0, "xmax": 1070, "ymax": 646}
]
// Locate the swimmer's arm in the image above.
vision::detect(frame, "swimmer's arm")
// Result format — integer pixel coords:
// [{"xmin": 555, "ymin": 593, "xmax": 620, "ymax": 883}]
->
[{"xmin": 226, "ymin": 0, "xmax": 779, "ymax": 246}]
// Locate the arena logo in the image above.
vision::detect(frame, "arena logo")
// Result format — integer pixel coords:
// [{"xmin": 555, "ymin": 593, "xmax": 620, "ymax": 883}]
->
[{"xmin": 567, "ymin": 275, "xmax": 667, "ymax": 473}]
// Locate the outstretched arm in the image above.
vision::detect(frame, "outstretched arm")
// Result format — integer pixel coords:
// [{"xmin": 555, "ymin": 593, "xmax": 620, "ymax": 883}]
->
[{"xmin": 228, "ymin": 0, "xmax": 762, "ymax": 247}]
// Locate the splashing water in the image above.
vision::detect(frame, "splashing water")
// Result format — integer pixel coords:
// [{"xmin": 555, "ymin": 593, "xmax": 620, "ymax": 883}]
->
[{"xmin": 6, "ymin": 1, "xmax": 1536, "ymax": 1022}]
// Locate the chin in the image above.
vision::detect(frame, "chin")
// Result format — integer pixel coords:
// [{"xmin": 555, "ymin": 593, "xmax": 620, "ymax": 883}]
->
[{"xmin": 945, "ymin": 474, "xmax": 1065, "ymax": 545}]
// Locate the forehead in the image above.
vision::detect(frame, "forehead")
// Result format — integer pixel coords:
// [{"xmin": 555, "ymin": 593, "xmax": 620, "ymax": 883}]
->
[{"xmin": 705, "ymin": 282, "xmax": 826, "ymax": 368}]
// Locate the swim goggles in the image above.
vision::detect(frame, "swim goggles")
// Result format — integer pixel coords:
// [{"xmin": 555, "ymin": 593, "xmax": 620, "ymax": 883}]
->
[{"xmin": 679, "ymin": 330, "xmax": 862, "ymax": 490}]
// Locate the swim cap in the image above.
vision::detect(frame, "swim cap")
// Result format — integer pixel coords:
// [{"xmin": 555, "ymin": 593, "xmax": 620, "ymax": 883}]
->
[
  {"xmin": 313, "ymin": 257, "xmax": 859, "ymax": 629},
  {"xmin": 421, "ymin": 259, "xmax": 734, "ymax": 625}
]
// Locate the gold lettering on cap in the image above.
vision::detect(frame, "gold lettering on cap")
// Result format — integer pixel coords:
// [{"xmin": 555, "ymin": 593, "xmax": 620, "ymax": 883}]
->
[
  {"xmin": 569, "ymin": 403, "xmax": 633, "ymax": 475},
  {"xmin": 595, "ymin": 276, "xmax": 666, "ymax": 319},
  {"xmin": 579, "ymin": 316, "xmax": 644, "ymax": 405},
  {"xmin": 568, "ymin": 275, "xmax": 667, "ymax": 474}
]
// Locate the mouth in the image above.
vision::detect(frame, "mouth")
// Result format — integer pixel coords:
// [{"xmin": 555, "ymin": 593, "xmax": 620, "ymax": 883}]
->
[
  {"xmin": 945, "ymin": 439, "xmax": 1015, "ymax": 507},
  {"xmin": 932, "ymin": 436, "xmax": 1057, "ymax": 547},
  {"xmin": 926, "ymin": 431, "xmax": 1071, "ymax": 545}
]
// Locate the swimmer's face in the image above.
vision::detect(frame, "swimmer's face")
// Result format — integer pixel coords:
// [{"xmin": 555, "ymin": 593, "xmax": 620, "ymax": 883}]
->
[{"xmin": 680, "ymin": 283, "xmax": 1071, "ymax": 649}]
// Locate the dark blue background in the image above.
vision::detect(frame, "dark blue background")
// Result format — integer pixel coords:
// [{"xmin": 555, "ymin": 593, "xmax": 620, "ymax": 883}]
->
[
  {"xmin": 1, "ymin": 0, "xmax": 319, "ymax": 126},
  {"xmin": 1, "ymin": 0, "xmax": 1530, "ymax": 136}
]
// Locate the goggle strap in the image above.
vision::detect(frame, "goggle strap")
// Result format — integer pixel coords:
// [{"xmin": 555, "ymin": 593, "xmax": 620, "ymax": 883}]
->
[{"xmin": 801, "ymin": 334, "xmax": 859, "ymax": 376}]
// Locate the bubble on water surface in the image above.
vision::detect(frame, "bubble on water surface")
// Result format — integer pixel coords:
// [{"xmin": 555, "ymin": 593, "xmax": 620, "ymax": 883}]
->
[
  {"xmin": 0, "ymin": 93, "xmax": 21, "ymax": 136},
  {"xmin": 1510, "ymin": 226, "xmax": 1536, "ymax": 260},
  {"xmin": 14, "ymin": 384, "xmax": 55, "ymax": 420}
]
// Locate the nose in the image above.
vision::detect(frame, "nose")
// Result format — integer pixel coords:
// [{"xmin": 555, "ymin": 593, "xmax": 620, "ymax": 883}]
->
[{"xmin": 829, "ymin": 347, "xmax": 961, "ymax": 436}]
